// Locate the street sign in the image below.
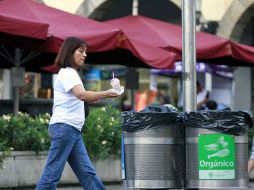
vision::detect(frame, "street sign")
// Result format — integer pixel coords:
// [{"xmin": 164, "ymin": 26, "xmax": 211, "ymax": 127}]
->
[{"xmin": 198, "ymin": 134, "xmax": 235, "ymax": 179}]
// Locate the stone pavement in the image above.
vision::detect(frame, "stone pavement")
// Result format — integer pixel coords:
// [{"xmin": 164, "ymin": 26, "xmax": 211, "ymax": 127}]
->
[
  {"xmin": 35, "ymin": 181, "xmax": 254, "ymax": 190},
  {"xmin": 55, "ymin": 180, "xmax": 254, "ymax": 190},
  {"xmin": 15, "ymin": 184, "xmax": 124, "ymax": 190},
  {"xmin": 10, "ymin": 181, "xmax": 254, "ymax": 190},
  {"xmin": 58, "ymin": 183, "xmax": 124, "ymax": 190}
]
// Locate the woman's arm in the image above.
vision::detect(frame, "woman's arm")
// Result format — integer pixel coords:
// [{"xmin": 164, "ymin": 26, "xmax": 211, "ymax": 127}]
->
[{"xmin": 72, "ymin": 84, "xmax": 118, "ymax": 103}]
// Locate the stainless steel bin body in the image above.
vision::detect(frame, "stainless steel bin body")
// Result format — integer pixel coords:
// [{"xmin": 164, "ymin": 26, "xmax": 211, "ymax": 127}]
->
[
  {"xmin": 124, "ymin": 124, "xmax": 184, "ymax": 189},
  {"xmin": 186, "ymin": 127, "xmax": 248, "ymax": 189}
]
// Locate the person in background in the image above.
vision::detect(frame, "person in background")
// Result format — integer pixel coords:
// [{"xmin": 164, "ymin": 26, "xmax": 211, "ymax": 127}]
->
[
  {"xmin": 36, "ymin": 36, "xmax": 120, "ymax": 190},
  {"xmin": 158, "ymin": 89, "xmax": 171, "ymax": 105},
  {"xmin": 135, "ymin": 86, "xmax": 148, "ymax": 112},
  {"xmin": 206, "ymin": 100, "xmax": 218, "ymax": 110},
  {"xmin": 196, "ymin": 81, "xmax": 209, "ymax": 110}
]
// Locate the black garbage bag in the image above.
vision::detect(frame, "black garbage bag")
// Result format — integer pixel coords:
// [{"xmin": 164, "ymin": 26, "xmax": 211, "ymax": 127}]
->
[
  {"xmin": 183, "ymin": 108, "xmax": 253, "ymax": 136},
  {"xmin": 121, "ymin": 105, "xmax": 181, "ymax": 132},
  {"xmin": 139, "ymin": 104, "xmax": 179, "ymax": 113}
]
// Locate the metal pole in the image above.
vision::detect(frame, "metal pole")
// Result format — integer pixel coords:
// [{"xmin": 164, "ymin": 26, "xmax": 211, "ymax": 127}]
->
[
  {"xmin": 182, "ymin": 0, "xmax": 196, "ymax": 112},
  {"xmin": 130, "ymin": 0, "xmax": 139, "ymax": 110},
  {"xmin": 13, "ymin": 86, "xmax": 19, "ymax": 116},
  {"xmin": 13, "ymin": 48, "xmax": 21, "ymax": 116}
]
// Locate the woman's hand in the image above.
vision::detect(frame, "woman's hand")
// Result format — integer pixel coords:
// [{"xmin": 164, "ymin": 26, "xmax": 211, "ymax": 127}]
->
[{"xmin": 106, "ymin": 89, "xmax": 119, "ymax": 98}]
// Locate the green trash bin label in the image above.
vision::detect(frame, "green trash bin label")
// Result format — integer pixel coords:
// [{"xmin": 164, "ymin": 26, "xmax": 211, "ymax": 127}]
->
[{"xmin": 198, "ymin": 134, "xmax": 235, "ymax": 179}]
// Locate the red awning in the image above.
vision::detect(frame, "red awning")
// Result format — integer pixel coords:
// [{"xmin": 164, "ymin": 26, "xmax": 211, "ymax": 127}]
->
[
  {"xmin": 0, "ymin": 0, "xmax": 121, "ymax": 53},
  {"xmin": 0, "ymin": 0, "xmax": 49, "ymax": 40},
  {"xmin": 105, "ymin": 15, "xmax": 254, "ymax": 66},
  {"xmin": 0, "ymin": 0, "xmax": 177, "ymax": 71}
]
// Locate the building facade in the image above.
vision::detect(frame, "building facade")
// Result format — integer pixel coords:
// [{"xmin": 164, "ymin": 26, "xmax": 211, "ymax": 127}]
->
[{"xmin": 0, "ymin": 0, "xmax": 253, "ymax": 111}]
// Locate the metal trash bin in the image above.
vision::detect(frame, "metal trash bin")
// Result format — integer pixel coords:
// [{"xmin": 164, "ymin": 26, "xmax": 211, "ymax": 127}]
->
[
  {"xmin": 184, "ymin": 110, "xmax": 252, "ymax": 189},
  {"xmin": 186, "ymin": 127, "xmax": 248, "ymax": 189},
  {"xmin": 123, "ymin": 124, "xmax": 184, "ymax": 189}
]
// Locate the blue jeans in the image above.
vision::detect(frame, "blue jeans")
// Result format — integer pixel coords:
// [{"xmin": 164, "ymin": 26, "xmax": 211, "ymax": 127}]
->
[{"xmin": 36, "ymin": 123, "xmax": 107, "ymax": 190}]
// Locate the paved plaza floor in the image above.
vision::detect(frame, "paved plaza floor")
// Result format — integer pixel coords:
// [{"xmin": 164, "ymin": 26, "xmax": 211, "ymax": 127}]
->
[
  {"xmin": 55, "ymin": 181, "xmax": 254, "ymax": 190},
  {"xmin": 13, "ymin": 180, "xmax": 254, "ymax": 190}
]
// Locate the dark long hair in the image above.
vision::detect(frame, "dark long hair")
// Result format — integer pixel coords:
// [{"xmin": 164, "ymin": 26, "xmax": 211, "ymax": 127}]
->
[{"xmin": 55, "ymin": 36, "xmax": 88, "ymax": 68}]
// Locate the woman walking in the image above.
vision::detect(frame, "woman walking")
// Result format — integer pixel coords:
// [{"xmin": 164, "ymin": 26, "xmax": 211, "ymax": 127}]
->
[{"xmin": 36, "ymin": 36, "xmax": 120, "ymax": 190}]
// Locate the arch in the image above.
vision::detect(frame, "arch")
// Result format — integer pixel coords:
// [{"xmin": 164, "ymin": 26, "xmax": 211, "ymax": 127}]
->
[
  {"xmin": 217, "ymin": 0, "xmax": 254, "ymax": 42},
  {"xmin": 76, "ymin": 0, "xmax": 107, "ymax": 17},
  {"xmin": 217, "ymin": 0, "xmax": 254, "ymax": 112},
  {"xmin": 76, "ymin": 0, "xmax": 181, "ymax": 24}
]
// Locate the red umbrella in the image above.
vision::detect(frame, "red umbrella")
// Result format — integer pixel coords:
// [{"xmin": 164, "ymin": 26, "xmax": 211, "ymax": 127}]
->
[
  {"xmin": 0, "ymin": 0, "xmax": 177, "ymax": 71},
  {"xmin": 42, "ymin": 38, "xmax": 177, "ymax": 73},
  {"xmin": 42, "ymin": 34, "xmax": 177, "ymax": 73},
  {"xmin": 0, "ymin": 0, "xmax": 120, "ymax": 53},
  {"xmin": 230, "ymin": 42, "xmax": 254, "ymax": 64},
  {"xmin": 105, "ymin": 15, "xmax": 254, "ymax": 66},
  {"xmin": 0, "ymin": 0, "xmax": 49, "ymax": 40}
]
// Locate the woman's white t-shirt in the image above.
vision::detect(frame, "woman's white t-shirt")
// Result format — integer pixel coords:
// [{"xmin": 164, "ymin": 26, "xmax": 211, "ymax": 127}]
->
[{"xmin": 49, "ymin": 67, "xmax": 85, "ymax": 131}]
